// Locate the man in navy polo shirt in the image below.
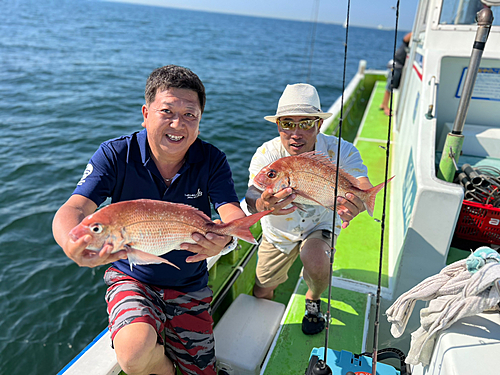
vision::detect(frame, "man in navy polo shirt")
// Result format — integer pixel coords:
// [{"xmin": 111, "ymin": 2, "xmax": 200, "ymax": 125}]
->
[{"xmin": 53, "ymin": 65, "xmax": 245, "ymax": 375}]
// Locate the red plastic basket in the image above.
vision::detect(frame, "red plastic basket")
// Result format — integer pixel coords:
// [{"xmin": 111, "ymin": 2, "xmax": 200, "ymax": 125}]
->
[{"xmin": 454, "ymin": 200, "xmax": 500, "ymax": 245}]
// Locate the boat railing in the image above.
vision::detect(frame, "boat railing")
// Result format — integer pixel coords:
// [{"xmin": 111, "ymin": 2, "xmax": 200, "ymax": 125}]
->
[{"xmin": 321, "ymin": 60, "xmax": 386, "ymax": 141}]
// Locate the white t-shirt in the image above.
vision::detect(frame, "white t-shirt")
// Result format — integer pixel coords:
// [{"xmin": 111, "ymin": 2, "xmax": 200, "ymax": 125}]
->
[{"xmin": 247, "ymin": 132, "xmax": 368, "ymax": 254}]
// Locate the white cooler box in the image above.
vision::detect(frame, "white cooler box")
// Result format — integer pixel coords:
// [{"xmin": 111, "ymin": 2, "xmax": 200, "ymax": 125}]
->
[
  {"xmin": 214, "ymin": 293, "xmax": 285, "ymax": 375},
  {"xmin": 411, "ymin": 311, "xmax": 500, "ymax": 375}
]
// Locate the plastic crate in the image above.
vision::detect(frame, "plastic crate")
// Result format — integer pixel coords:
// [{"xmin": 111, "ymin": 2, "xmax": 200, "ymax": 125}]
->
[{"xmin": 454, "ymin": 200, "xmax": 500, "ymax": 245}]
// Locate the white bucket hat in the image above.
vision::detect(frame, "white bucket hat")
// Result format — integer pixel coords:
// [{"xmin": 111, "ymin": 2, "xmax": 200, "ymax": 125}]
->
[{"xmin": 264, "ymin": 83, "xmax": 333, "ymax": 123}]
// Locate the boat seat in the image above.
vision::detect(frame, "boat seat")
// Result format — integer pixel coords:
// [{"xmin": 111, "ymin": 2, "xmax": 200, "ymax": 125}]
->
[{"xmin": 214, "ymin": 293, "xmax": 285, "ymax": 375}]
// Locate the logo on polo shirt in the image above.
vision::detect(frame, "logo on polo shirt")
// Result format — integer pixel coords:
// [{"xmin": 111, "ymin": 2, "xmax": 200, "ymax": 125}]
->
[
  {"xmin": 77, "ymin": 164, "xmax": 93, "ymax": 186},
  {"xmin": 185, "ymin": 188, "xmax": 203, "ymax": 199}
]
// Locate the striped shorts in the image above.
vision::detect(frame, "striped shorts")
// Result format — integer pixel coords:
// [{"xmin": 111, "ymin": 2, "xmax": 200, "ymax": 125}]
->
[{"xmin": 104, "ymin": 267, "xmax": 216, "ymax": 375}]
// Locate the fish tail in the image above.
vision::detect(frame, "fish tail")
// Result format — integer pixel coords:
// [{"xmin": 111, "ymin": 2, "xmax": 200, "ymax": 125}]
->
[
  {"xmin": 363, "ymin": 176, "xmax": 395, "ymax": 216},
  {"xmin": 226, "ymin": 210, "xmax": 272, "ymax": 244}
]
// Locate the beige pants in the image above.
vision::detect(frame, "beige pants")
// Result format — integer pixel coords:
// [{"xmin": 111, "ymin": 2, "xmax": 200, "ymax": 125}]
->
[{"xmin": 255, "ymin": 230, "xmax": 337, "ymax": 289}]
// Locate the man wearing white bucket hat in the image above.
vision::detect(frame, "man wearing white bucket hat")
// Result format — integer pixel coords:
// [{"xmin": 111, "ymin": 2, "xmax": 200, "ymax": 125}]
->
[{"xmin": 245, "ymin": 83, "xmax": 372, "ymax": 335}]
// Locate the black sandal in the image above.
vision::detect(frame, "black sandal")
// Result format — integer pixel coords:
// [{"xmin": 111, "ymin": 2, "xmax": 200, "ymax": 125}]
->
[{"xmin": 302, "ymin": 299, "xmax": 325, "ymax": 335}]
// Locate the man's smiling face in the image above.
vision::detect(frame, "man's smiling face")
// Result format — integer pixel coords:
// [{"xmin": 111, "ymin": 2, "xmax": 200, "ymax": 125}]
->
[
  {"xmin": 277, "ymin": 116, "xmax": 321, "ymax": 155},
  {"xmin": 142, "ymin": 87, "xmax": 201, "ymax": 163}
]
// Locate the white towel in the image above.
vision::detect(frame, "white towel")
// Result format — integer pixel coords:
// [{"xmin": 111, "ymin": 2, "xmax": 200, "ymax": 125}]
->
[
  {"xmin": 406, "ymin": 262, "xmax": 500, "ymax": 365},
  {"xmin": 385, "ymin": 259, "xmax": 470, "ymax": 338},
  {"xmin": 385, "ymin": 250, "xmax": 500, "ymax": 366}
]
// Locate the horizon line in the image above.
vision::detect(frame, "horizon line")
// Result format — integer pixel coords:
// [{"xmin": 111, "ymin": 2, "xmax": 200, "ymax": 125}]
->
[{"xmin": 101, "ymin": 0, "xmax": 411, "ymax": 32}]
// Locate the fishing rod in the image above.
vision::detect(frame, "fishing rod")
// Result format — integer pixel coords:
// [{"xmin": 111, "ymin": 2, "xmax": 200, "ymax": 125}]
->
[
  {"xmin": 306, "ymin": 0, "xmax": 320, "ymax": 84},
  {"xmin": 371, "ymin": 1, "xmax": 400, "ymax": 374},
  {"xmin": 305, "ymin": 1, "xmax": 351, "ymax": 373}
]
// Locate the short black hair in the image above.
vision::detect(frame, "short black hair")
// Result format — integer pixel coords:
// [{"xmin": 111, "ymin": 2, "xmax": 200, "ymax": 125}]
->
[{"xmin": 145, "ymin": 65, "xmax": 206, "ymax": 113}]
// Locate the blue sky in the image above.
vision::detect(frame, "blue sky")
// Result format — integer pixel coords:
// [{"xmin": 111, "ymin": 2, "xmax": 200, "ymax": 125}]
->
[{"xmin": 103, "ymin": 0, "xmax": 419, "ymax": 30}]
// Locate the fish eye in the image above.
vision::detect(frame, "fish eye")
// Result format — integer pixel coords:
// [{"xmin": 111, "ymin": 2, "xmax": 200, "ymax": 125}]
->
[
  {"xmin": 90, "ymin": 224, "xmax": 103, "ymax": 233},
  {"xmin": 267, "ymin": 170, "xmax": 277, "ymax": 179}
]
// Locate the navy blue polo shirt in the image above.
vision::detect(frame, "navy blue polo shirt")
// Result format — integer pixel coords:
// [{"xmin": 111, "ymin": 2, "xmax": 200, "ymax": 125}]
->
[{"xmin": 73, "ymin": 129, "xmax": 239, "ymax": 292}]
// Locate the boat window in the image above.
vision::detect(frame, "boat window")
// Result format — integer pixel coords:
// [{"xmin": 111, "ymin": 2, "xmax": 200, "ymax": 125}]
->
[
  {"xmin": 440, "ymin": 0, "xmax": 500, "ymax": 25},
  {"xmin": 415, "ymin": 0, "xmax": 430, "ymax": 33}
]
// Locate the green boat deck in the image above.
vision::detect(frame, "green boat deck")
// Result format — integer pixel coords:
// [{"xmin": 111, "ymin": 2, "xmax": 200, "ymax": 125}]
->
[
  {"xmin": 333, "ymin": 80, "xmax": 392, "ymax": 287},
  {"xmin": 263, "ymin": 283, "xmax": 370, "ymax": 374}
]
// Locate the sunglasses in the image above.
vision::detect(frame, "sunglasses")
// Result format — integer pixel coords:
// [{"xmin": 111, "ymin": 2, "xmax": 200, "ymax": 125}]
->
[{"xmin": 277, "ymin": 118, "xmax": 320, "ymax": 130}]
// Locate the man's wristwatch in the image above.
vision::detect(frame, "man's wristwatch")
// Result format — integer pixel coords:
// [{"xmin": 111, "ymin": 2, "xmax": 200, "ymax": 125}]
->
[{"xmin": 220, "ymin": 237, "xmax": 238, "ymax": 255}]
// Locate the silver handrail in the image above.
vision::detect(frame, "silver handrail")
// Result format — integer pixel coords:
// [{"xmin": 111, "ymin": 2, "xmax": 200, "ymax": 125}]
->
[
  {"xmin": 452, "ymin": 7, "xmax": 494, "ymax": 134},
  {"xmin": 425, "ymin": 76, "xmax": 437, "ymax": 119}
]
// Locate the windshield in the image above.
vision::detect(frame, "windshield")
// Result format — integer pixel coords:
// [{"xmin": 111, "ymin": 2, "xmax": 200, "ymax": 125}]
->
[{"xmin": 440, "ymin": 0, "xmax": 500, "ymax": 25}]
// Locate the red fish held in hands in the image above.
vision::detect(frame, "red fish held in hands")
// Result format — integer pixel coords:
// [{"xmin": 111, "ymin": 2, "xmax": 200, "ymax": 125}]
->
[
  {"xmin": 253, "ymin": 152, "xmax": 393, "ymax": 217},
  {"xmin": 69, "ymin": 199, "xmax": 271, "ymax": 270}
]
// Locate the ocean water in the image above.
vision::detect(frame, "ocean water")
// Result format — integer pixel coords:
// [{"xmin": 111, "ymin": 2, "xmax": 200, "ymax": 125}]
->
[{"xmin": 0, "ymin": 0, "xmax": 400, "ymax": 373}]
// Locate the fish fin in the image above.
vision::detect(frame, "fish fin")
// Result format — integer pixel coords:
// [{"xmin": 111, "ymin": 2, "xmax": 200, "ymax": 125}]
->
[
  {"xmin": 169, "ymin": 202, "xmax": 213, "ymax": 221},
  {"xmin": 226, "ymin": 210, "xmax": 272, "ymax": 244},
  {"xmin": 124, "ymin": 245, "xmax": 180, "ymax": 271},
  {"xmin": 300, "ymin": 151, "xmax": 330, "ymax": 160},
  {"xmin": 134, "ymin": 199, "xmax": 214, "ymax": 222},
  {"xmin": 363, "ymin": 176, "xmax": 395, "ymax": 216},
  {"xmin": 294, "ymin": 189, "xmax": 326, "ymax": 207},
  {"xmin": 299, "ymin": 151, "xmax": 335, "ymax": 168},
  {"xmin": 292, "ymin": 202, "xmax": 308, "ymax": 212}
]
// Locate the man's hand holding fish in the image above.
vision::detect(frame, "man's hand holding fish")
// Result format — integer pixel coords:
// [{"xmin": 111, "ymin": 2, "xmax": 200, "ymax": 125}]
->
[
  {"xmin": 54, "ymin": 194, "xmax": 129, "ymax": 268},
  {"xmin": 67, "ymin": 233, "xmax": 127, "ymax": 267},
  {"xmin": 181, "ymin": 203, "xmax": 254, "ymax": 263},
  {"xmin": 254, "ymin": 187, "xmax": 297, "ymax": 215},
  {"xmin": 182, "ymin": 227, "xmax": 233, "ymax": 263},
  {"xmin": 336, "ymin": 193, "xmax": 366, "ymax": 229}
]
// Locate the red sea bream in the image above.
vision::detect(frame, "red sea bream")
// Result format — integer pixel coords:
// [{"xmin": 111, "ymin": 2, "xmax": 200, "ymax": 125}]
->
[
  {"xmin": 253, "ymin": 151, "xmax": 393, "ymax": 217},
  {"xmin": 69, "ymin": 199, "xmax": 270, "ymax": 270}
]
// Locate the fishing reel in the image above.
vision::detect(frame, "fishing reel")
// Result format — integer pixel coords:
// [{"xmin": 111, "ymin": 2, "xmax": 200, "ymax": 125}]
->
[
  {"xmin": 305, "ymin": 356, "xmax": 332, "ymax": 375},
  {"xmin": 305, "ymin": 347, "xmax": 408, "ymax": 375}
]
